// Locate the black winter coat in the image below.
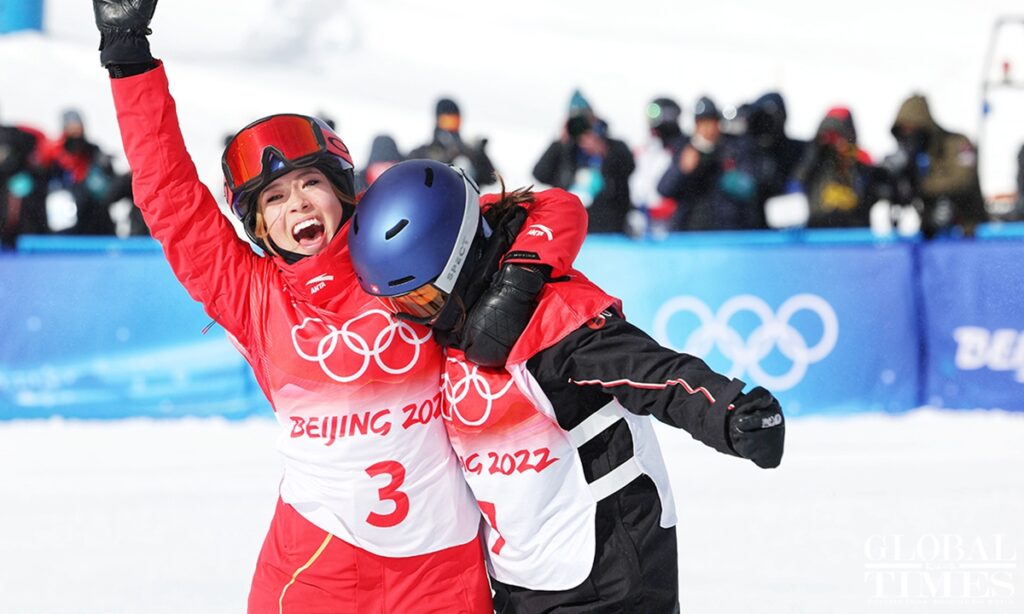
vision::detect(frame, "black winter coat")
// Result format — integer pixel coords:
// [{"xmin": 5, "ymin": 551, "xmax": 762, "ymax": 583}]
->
[{"xmin": 533, "ymin": 138, "xmax": 635, "ymax": 234}]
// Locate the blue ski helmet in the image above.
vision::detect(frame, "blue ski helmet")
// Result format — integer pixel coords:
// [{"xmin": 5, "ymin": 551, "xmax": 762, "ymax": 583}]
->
[{"xmin": 348, "ymin": 160, "xmax": 483, "ymax": 321}]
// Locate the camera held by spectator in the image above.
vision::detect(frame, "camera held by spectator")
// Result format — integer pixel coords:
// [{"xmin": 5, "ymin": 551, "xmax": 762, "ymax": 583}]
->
[{"xmin": 533, "ymin": 89, "xmax": 635, "ymax": 235}]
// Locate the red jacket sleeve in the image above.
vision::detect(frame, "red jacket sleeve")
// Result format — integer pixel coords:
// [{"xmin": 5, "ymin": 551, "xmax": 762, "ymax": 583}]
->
[
  {"xmin": 110, "ymin": 63, "xmax": 263, "ymax": 343},
  {"xmin": 502, "ymin": 188, "xmax": 587, "ymax": 276}
]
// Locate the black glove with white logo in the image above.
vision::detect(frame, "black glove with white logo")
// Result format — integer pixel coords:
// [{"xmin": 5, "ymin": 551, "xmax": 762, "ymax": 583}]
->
[
  {"xmin": 93, "ymin": 0, "xmax": 158, "ymax": 69},
  {"xmin": 462, "ymin": 263, "xmax": 547, "ymax": 368},
  {"xmin": 727, "ymin": 386, "xmax": 785, "ymax": 469}
]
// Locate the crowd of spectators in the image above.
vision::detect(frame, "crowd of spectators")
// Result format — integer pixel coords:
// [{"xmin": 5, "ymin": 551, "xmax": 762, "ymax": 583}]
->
[
  {"xmin": 4, "ymin": 88, "xmax": 1021, "ymax": 249},
  {"xmin": 0, "ymin": 107, "xmax": 145, "ymax": 249},
  {"xmin": 356, "ymin": 89, "xmax": 1015, "ymax": 242},
  {"xmin": 623, "ymin": 90, "xmax": 999, "ymax": 240}
]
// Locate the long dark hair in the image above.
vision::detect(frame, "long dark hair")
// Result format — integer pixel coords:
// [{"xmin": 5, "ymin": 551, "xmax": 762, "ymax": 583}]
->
[{"xmin": 482, "ymin": 174, "xmax": 535, "ymax": 227}]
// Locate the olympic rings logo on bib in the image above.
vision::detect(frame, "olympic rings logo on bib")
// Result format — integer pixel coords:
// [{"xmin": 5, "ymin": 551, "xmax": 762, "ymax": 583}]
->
[
  {"xmin": 653, "ymin": 294, "xmax": 839, "ymax": 391},
  {"xmin": 291, "ymin": 311, "xmax": 433, "ymax": 383},
  {"xmin": 442, "ymin": 358, "xmax": 516, "ymax": 427}
]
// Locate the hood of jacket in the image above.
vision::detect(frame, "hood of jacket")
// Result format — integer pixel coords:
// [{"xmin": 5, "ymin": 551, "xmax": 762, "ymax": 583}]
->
[
  {"xmin": 817, "ymin": 106, "xmax": 858, "ymax": 144},
  {"xmin": 892, "ymin": 94, "xmax": 940, "ymax": 136}
]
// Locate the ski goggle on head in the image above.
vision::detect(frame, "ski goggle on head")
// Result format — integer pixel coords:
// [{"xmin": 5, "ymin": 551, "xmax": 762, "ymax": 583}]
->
[{"xmin": 221, "ymin": 114, "xmax": 353, "ymax": 219}]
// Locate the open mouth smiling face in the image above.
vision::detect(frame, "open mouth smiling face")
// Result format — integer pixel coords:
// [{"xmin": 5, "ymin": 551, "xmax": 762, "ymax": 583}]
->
[
  {"xmin": 259, "ymin": 168, "xmax": 344, "ymax": 256},
  {"xmin": 291, "ymin": 217, "xmax": 327, "ymax": 251}
]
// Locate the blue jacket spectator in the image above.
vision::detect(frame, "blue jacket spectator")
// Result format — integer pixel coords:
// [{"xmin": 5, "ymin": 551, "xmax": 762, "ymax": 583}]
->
[{"xmin": 658, "ymin": 96, "xmax": 751, "ymax": 230}]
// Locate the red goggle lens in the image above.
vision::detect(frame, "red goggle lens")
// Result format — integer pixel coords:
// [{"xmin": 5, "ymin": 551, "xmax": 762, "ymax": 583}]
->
[{"xmin": 222, "ymin": 115, "xmax": 325, "ymax": 194}]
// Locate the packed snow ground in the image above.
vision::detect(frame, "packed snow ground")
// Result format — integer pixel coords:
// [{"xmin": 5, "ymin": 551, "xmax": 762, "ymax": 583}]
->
[{"xmin": 0, "ymin": 410, "xmax": 1021, "ymax": 614}]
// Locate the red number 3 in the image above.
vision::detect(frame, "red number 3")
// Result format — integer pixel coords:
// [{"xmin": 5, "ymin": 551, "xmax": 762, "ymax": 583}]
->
[{"xmin": 365, "ymin": 460, "xmax": 410, "ymax": 528}]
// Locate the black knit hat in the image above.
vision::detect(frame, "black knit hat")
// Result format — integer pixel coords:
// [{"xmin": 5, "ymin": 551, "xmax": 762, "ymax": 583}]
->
[
  {"xmin": 647, "ymin": 97, "xmax": 681, "ymax": 128},
  {"xmin": 694, "ymin": 96, "xmax": 721, "ymax": 121},
  {"xmin": 436, "ymin": 97, "xmax": 460, "ymax": 117}
]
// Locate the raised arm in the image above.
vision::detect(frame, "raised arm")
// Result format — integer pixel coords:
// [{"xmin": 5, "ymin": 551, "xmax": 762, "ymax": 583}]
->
[{"xmin": 96, "ymin": 1, "xmax": 261, "ymax": 342}]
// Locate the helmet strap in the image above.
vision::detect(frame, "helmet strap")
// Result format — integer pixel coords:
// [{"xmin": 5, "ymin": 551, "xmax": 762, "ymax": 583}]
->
[{"xmin": 266, "ymin": 237, "xmax": 306, "ymax": 265}]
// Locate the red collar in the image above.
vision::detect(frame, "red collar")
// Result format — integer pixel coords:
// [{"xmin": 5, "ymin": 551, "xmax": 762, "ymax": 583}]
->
[{"xmin": 274, "ymin": 221, "xmax": 358, "ymax": 307}]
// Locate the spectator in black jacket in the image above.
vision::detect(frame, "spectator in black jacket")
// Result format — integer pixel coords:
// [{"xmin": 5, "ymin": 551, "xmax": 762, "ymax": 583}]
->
[
  {"xmin": 0, "ymin": 119, "xmax": 49, "ymax": 248},
  {"xmin": 742, "ymin": 92, "xmax": 808, "ymax": 229},
  {"xmin": 40, "ymin": 109, "xmax": 123, "ymax": 235},
  {"xmin": 794, "ymin": 106, "xmax": 880, "ymax": 228},
  {"xmin": 533, "ymin": 89, "xmax": 635, "ymax": 234},
  {"xmin": 409, "ymin": 97, "xmax": 496, "ymax": 188}
]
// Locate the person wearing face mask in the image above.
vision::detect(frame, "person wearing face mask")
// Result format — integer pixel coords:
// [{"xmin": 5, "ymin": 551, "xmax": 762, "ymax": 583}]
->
[
  {"xmin": 739, "ymin": 92, "xmax": 808, "ymax": 229},
  {"xmin": 408, "ymin": 97, "xmax": 496, "ymax": 188},
  {"xmin": 349, "ymin": 159, "xmax": 786, "ymax": 613},
  {"xmin": 92, "ymin": 1, "xmax": 586, "ymax": 612},
  {"xmin": 880, "ymin": 94, "xmax": 987, "ymax": 238},
  {"xmin": 627, "ymin": 96, "xmax": 688, "ymax": 238},
  {"xmin": 658, "ymin": 96, "xmax": 754, "ymax": 230},
  {"xmin": 39, "ymin": 109, "xmax": 120, "ymax": 235},
  {"xmin": 793, "ymin": 106, "xmax": 881, "ymax": 228}
]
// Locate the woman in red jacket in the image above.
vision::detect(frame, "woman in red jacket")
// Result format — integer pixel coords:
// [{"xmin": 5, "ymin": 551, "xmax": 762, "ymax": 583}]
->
[{"xmin": 93, "ymin": 2, "xmax": 586, "ymax": 612}]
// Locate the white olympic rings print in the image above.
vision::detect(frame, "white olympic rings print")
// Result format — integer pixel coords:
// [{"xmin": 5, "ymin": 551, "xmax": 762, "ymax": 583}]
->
[
  {"xmin": 653, "ymin": 294, "xmax": 839, "ymax": 391},
  {"xmin": 291, "ymin": 310, "xmax": 432, "ymax": 383},
  {"xmin": 442, "ymin": 358, "xmax": 515, "ymax": 427}
]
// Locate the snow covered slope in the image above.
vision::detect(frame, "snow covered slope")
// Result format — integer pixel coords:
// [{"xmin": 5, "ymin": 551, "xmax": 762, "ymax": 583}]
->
[{"xmin": 0, "ymin": 411, "xmax": 1020, "ymax": 613}]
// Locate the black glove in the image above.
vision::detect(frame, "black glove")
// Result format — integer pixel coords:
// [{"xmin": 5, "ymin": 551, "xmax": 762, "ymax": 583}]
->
[
  {"xmin": 727, "ymin": 386, "xmax": 785, "ymax": 469},
  {"xmin": 93, "ymin": 0, "xmax": 158, "ymax": 68},
  {"xmin": 462, "ymin": 264, "xmax": 547, "ymax": 368}
]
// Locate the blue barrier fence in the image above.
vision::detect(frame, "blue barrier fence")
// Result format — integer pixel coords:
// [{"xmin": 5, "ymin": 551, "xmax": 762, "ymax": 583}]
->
[
  {"xmin": 0, "ymin": 245, "xmax": 267, "ymax": 419},
  {"xmin": 2, "ymin": 226, "xmax": 1022, "ymax": 419},
  {"xmin": 575, "ymin": 233, "xmax": 922, "ymax": 416}
]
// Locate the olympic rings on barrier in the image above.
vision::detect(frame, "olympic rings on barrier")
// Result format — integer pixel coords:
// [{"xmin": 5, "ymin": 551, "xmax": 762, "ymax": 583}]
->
[
  {"xmin": 442, "ymin": 358, "xmax": 515, "ymax": 427},
  {"xmin": 291, "ymin": 311, "xmax": 433, "ymax": 383},
  {"xmin": 652, "ymin": 294, "xmax": 839, "ymax": 391}
]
